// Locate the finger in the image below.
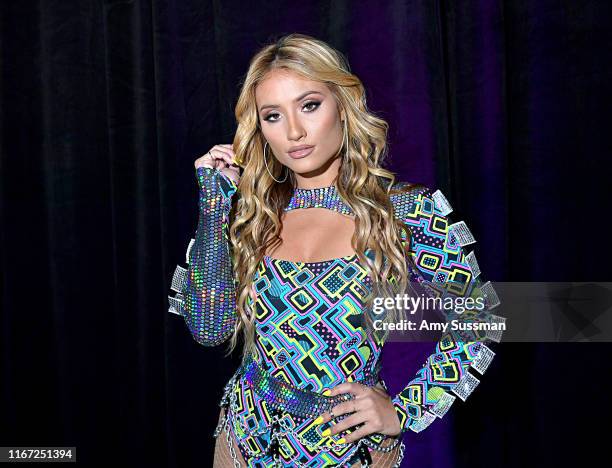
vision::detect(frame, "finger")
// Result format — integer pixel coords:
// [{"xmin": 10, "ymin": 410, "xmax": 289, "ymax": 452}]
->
[
  {"xmin": 325, "ymin": 413, "xmax": 365, "ymax": 437},
  {"xmin": 214, "ymin": 144, "xmax": 236, "ymax": 158},
  {"xmin": 210, "ymin": 146, "xmax": 234, "ymax": 163},
  {"xmin": 202, "ymin": 148, "xmax": 233, "ymax": 168},
  {"xmin": 354, "ymin": 383, "xmax": 372, "ymax": 399},
  {"xmin": 322, "ymin": 382, "xmax": 362, "ymax": 398},
  {"xmin": 214, "ymin": 148, "xmax": 239, "ymax": 167},
  {"xmin": 221, "ymin": 146, "xmax": 240, "ymax": 165},
  {"xmin": 196, "ymin": 149, "xmax": 224, "ymax": 165},
  {"xmin": 336, "ymin": 423, "xmax": 374, "ymax": 445},
  {"xmin": 319, "ymin": 398, "xmax": 361, "ymax": 424}
]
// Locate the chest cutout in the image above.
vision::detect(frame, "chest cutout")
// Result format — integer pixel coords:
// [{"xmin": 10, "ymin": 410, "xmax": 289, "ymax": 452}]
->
[{"xmin": 264, "ymin": 208, "xmax": 357, "ymax": 263}]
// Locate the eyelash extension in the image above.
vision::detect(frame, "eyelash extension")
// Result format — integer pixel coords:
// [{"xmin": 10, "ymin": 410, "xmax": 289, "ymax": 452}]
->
[{"xmin": 264, "ymin": 101, "xmax": 321, "ymax": 122}]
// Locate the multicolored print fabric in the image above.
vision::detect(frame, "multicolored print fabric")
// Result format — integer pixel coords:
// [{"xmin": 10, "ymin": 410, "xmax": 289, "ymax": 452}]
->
[{"xmin": 168, "ymin": 166, "xmax": 502, "ymax": 467}]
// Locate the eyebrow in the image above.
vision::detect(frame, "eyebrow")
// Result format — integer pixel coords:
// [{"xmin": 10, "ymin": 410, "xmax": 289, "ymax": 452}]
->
[{"xmin": 259, "ymin": 90, "xmax": 324, "ymax": 112}]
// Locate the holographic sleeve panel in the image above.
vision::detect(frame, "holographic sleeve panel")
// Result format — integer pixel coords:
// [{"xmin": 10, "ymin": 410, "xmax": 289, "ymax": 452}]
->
[
  {"xmin": 167, "ymin": 166, "xmax": 239, "ymax": 347},
  {"xmin": 389, "ymin": 185, "xmax": 503, "ymax": 433}
]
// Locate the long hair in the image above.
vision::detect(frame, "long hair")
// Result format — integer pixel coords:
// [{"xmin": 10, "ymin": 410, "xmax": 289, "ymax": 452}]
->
[{"xmin": 225, "ymin": 33, "xmax": 420, "ymax": 360}]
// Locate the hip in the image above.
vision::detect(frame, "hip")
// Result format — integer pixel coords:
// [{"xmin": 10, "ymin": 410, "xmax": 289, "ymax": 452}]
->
[{"xmin": 213, "ymin": 358, "xmax": 406, "ymax": 467}]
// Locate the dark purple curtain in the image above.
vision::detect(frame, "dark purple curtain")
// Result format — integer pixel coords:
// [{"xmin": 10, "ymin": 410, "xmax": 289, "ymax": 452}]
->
[{"xmin": 1, "ymin": 1, "xmax": 610, "ymax": 467}]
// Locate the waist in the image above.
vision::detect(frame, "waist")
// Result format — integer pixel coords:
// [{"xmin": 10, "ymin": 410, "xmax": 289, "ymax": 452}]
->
[{"xmin": 238, "ymin": 353, "xmax": 381, "ymax": 419}]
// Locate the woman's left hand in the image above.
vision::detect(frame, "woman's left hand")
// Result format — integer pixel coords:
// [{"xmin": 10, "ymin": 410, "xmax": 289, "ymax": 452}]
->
[{"xmin": 316, "ymin": 382, "xmax": 402, "ymax": 442}]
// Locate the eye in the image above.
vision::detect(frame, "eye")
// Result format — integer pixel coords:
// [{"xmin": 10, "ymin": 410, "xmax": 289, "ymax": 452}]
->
[
  {"xmin": 263, "ymin": 101, "xmax": 321, "ymax": 123},
  {"xmin": 303, "ymin": 101, "xmax": 321, "ymax": 112},
  {"xmin": 263, "ymin": 113, "xmax": 280, "ymax": 122}
]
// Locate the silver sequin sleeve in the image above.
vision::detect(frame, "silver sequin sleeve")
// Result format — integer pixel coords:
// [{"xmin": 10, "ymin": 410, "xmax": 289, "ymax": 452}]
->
[{"xmin": 167, "ymin": 166, "xmax": 239, "ymax": 346}]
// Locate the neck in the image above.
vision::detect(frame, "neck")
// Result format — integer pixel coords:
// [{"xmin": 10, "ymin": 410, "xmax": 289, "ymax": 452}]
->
[{"xmin": 292, "ymin": 155, "xmax": 341, "ymax": 189}]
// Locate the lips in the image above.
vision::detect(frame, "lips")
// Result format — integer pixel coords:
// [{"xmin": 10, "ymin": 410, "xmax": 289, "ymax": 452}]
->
[{"xmin": 288, "ymin": 145, "xmax": 315, "ymax": 159}]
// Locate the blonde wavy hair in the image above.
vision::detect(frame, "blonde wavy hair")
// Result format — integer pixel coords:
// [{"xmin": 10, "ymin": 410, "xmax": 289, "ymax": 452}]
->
[{"xmin": 224, "ymin": 33, "xmax": 421, "ymax": 360}]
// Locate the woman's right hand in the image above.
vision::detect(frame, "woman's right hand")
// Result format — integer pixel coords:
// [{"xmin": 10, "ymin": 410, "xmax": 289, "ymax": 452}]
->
[{"xmin": 195, "ymin": 144, "xmax": 241, "ymax": 186}]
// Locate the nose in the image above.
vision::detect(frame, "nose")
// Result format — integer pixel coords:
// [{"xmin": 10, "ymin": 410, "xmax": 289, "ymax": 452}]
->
[{"xmin": 286, "ymin": 112, "xmax": 306, "ymax": 141}]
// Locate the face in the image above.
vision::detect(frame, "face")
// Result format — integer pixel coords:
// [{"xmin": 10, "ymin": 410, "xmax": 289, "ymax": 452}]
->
[{"xmin": 255, "ymin": 68, "xmax": 345, "ymax": 187}]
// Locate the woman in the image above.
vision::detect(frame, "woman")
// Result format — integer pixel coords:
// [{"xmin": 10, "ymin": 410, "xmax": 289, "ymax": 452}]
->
[{"xmin": 168, "ymin": 33, "xmax": 502, "ymax": 467}]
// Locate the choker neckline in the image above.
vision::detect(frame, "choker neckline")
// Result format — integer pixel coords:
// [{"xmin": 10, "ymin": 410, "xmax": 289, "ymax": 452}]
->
[
  {"xmin": 291, "ymin": 184, "xmax": 337, "ymax": 195},
  {"xmin": 285, "ymin": 183, "xmax": 354, "ymax": 216}
]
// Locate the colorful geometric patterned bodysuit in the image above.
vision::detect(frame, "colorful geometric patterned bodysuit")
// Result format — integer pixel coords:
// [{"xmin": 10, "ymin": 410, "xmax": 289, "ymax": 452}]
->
[{"xmin": 168, "ymin": 166, "xmax": 503, "ymax": 467}]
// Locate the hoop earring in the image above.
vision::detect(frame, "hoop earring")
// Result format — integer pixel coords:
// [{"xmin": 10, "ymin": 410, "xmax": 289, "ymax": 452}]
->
[
  {"xmin": 263, "ymin": 141, "xmax": 289, "ymax": 183},
  {"xmin": 289, "ymin": 170, "xmax": 296, "ymax": 187},
  {"xmin": 341, "ymin": 118, "xmax": 349, "ymax": 159}
]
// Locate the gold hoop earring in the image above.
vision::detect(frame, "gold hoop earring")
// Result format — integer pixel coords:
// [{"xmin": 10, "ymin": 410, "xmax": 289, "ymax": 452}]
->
[
  {"xmin": 341, "ymin": 118, "xmax": 349, "ymax": 159},
  {"xmin": 289, "ymin": 169, "xmax": 296, "ymax": 187},
  {"xmin": 263, "ymin": 141, "xmax": 288, "ymax": 183}
]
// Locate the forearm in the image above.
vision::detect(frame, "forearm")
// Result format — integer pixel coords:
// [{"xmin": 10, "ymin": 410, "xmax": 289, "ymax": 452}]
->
[
  {"xmin": 168, "ymin": 166, "xmax": 238, "ymax": 347},
  {"xmin": 391, "ymin": 325, "xmax": 497, "ymax": 433}
]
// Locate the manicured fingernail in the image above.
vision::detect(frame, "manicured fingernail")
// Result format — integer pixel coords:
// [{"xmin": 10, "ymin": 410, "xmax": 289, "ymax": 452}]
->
[
  {"xmin": 322, "ymin": 428, "xmax": 331, "ymax": 437},
  {"xmin": 323, "ymin": 389, "xmax": 331, "ymax": 396},
  {"xmin": 337, "ymin": 437, "xmax": 346, "ymax": 444},
  {"xmin": 313, "ymin": 416, "xmax": 324, "ymax": 425}
]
